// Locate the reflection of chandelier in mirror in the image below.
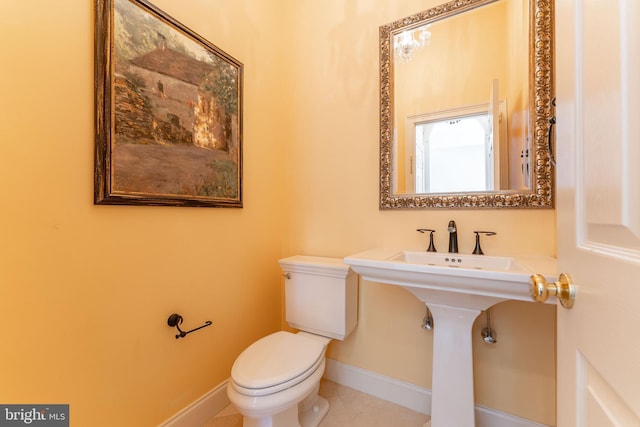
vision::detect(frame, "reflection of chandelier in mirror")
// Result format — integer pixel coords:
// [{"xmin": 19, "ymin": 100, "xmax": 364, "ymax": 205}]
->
[{"xmin": 394, "ymin": 25, "xmax": 431, "ymax": 61}]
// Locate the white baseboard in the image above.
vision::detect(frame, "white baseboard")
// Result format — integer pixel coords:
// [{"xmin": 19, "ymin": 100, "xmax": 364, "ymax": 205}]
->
[
  {"xmin": 158, "ymin": 360, "xmax": 552, "ymax": 427},
  {"xmin": 159, "ymin": 380, "xmax": 230, "ymax": 427},
  {"xmin": 324, "ymin": 358, "xmax": 552, "ymax": 427},
  {"xmin": 324, "ymin": 357, "xmax": 432, "ymax": 415}
]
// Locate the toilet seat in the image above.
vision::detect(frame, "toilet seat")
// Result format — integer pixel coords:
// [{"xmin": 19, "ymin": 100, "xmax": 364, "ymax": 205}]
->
[{"xmin": 231, "ymin": 331, "xmax": 325, "ymax": 397}]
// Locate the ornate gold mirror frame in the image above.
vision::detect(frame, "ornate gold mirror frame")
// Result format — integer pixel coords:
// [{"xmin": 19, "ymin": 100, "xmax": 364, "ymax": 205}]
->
[{"xmin": 379, "ymin": 0, "xmax": 553, "ymax": 209}]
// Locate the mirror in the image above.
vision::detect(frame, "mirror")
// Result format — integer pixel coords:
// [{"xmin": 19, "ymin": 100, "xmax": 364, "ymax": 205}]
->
[{"xmin": 379, "ymin": 0, "xmax": 553, "ymax": 208}]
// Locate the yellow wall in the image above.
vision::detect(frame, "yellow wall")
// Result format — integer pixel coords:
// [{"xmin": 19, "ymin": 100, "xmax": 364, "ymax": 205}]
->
[
  {"xmin": 0, "ymin": 0, "xmax": 556, "ymax": 426},
  {"xmin": 395, "ymin": 1, "xmax": 509, "ymax": 115},
  {"xmin": 0, "ymin": 1, "xmax": 290, "ymax": 425}
]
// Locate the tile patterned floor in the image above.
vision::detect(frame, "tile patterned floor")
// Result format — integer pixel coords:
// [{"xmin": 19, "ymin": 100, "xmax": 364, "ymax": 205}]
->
[{"xmin": 204, "ymin": 379, "xmax": 430, "ymax": 427}]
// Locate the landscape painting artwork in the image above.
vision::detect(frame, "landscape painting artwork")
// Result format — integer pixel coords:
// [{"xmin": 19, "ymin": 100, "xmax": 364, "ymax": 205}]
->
[{"xmin": 95, "ymin": 0, "xmax": 243, "ymax": 207}]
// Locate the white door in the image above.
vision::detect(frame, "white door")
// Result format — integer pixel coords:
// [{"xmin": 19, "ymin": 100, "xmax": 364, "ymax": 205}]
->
[{"xmin": 555, "ymin": 0, "xmax": 640, "ymax": 425}]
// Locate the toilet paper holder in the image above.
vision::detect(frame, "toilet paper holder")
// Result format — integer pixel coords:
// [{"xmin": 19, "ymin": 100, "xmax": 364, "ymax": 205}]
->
[{"xmin": 167, "ymin": 313, "xmax": 212, "ymax": 339}]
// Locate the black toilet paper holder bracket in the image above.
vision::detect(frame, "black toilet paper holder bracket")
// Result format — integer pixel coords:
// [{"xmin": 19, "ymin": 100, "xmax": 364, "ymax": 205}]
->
[{"xmin": 167, "ymin": 313, "xmax": 212, "ymax": 339}]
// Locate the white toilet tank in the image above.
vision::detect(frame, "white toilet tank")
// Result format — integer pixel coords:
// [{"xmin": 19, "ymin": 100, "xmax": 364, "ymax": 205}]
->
[{"xmin": 279, "ymin": 256, "xmax": 358, "ymax": 340}]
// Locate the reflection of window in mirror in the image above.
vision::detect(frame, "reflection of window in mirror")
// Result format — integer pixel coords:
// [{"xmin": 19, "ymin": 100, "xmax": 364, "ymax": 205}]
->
[
  {"xmin": 405, "ymin": 101, "xmax": 508, "ymax": 194},
  {"xmin": 416, "ymin": 115, "xmax": 491, "ymax": 193}
]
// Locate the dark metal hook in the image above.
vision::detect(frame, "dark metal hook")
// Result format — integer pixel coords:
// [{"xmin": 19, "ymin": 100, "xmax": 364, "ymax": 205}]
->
[{"xmin": 167, "ymin": 313, "xmax": 213, "ymax": 339}]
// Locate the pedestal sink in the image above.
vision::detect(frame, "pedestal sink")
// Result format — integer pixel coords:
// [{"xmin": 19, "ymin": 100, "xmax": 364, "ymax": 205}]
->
[{"xmin": 343, "ymin": 248, "xmax": 557, "ymax": 427}]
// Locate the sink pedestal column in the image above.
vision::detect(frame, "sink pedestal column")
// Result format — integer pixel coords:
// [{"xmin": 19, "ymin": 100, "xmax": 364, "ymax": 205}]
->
[{"xmin": 427, "ymin": 303, "xmax": 482, "ymax": 427}]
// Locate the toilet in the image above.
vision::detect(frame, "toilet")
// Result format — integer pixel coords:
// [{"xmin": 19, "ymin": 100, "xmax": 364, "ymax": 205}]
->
[{"xmin": 227, "ymin": 255, "xmax": 358, "ymax": 427}]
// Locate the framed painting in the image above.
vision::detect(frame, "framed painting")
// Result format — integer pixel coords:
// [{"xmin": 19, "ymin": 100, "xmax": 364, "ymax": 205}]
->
[{"xmin": 95, "ymin": 0, "xmax": 243, "ymax": 207}]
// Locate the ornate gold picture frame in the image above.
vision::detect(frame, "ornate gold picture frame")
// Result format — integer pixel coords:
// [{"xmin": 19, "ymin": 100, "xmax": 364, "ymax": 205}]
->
[{"xmin": 95, "ymin": 0, "xmax": 243, "ymax": 207}]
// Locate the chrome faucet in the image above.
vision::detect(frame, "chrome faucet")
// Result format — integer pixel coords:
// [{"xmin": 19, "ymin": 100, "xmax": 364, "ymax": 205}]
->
[{"xmin": 447, "ymin": 220, "xmax": 458, "ymax": 253}]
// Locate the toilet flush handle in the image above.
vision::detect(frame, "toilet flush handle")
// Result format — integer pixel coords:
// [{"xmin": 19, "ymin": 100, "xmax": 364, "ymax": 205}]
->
[{"xmin": 283, "ymin": 273, "xmax": 291, "ymax": 279}]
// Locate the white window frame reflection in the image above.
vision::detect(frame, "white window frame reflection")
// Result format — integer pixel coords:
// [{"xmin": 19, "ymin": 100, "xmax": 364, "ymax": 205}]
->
[{"xmin": 404, "ymin": 102, "xmax": 506, "ymax": 194}]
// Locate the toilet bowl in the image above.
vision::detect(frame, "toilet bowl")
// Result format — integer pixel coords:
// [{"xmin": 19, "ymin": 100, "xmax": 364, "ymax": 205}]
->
[
  {"xmin": 227, "ymin": 256, "xmax": 358, "ymax": 427},
  {"xmin": 227, "ymin": 331, "xmax": 331, "ymax": 427}
]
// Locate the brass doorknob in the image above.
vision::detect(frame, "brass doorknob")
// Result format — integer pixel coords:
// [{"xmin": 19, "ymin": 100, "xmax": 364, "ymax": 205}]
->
[{"xmin": 529, "ymin": 273, "xmax": 575, "ymax": 309}]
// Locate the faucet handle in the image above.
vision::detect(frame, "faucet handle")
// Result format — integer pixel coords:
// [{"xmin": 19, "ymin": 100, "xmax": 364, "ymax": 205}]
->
[
  {"xmin": 417, "ymin": 228, "xmax": 437, "ymax": 252},
  {"xmin": 472, "ymin": 231, "xmax": 496, "ymax": 255}
]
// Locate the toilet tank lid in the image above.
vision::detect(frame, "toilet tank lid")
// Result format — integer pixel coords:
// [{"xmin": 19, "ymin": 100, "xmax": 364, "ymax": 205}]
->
[
  {"xmin": 231, "ymin": 331, "xmax": 324, "ymax": 390},
  {"xmin": 279, "ymin": 255, "xmax": 351, "ymax": 276}
]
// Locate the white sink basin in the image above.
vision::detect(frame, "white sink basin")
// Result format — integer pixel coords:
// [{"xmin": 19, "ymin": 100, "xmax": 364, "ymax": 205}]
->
[
  {"xmin": 344, "ymin": 247, "xmax": 557, "ymax": 308},
  {"xmin": 392, "ymin": 250, "xmax": 514, "ymax": 271}
]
